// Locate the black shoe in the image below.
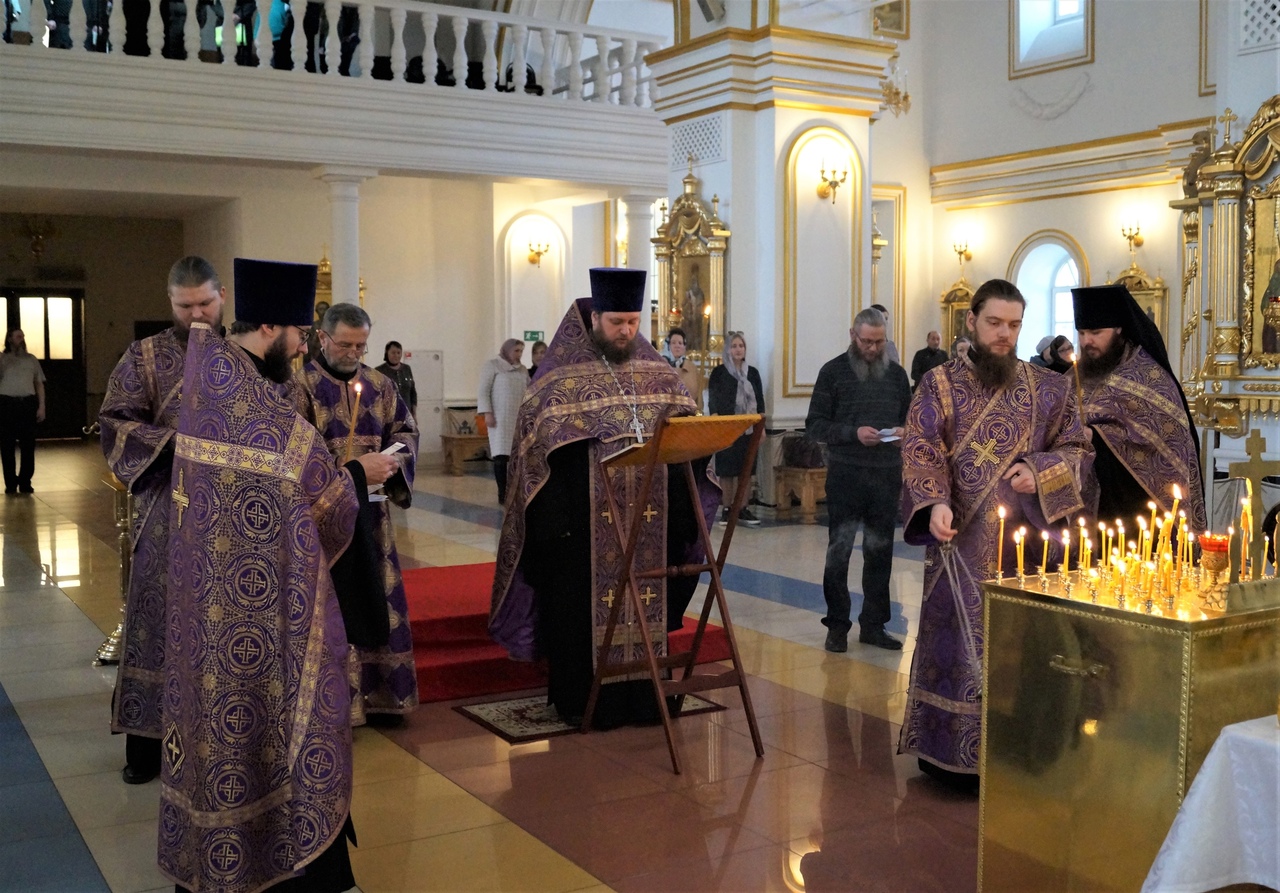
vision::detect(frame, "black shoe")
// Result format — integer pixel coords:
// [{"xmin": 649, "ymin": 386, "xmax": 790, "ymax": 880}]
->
[
  {"xmin": 859, "ymin": 626, "xmax": 903, "ymax": 650},
  {"xmin": 17, "ymin": 485, "xmax": 32, "ymax": 495},
  {"xmin": 737, "ymin": 507, "xmax": 761, "ymax": 527},
  {"xmin": 364, "ymin": 712, "xmax": 405, "ymax": 729},
  {"xmin": 121, "ymin": 763, "xmax": 159, "ymax": 785},
  {"xmin": 3, "ymin": 488, "xmax": 13, "ymax": 496},
  {"xmin": 824, "ymin": 627, "xmax": 847, "ymax": 653},
  {"xmin": 717, "ymin": 507, "xmax": 730, "ymax": 526}
]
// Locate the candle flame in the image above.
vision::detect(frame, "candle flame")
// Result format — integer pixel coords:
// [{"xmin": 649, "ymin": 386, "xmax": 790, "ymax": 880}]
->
[
  {"xmin": 998, "ymin": 505, "xmax": 1006, "ymax": 519},
  {"xmin": 1041, "ymin": 530, "xmax": 1049, "ymax": 541},
  {"xmin": 1172, "ymin": 484, "xmax": 1181, "ymax": 500}
]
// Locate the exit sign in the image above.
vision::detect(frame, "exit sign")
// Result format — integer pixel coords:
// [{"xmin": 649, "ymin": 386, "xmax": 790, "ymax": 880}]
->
[{"xmin": 523, "ymin": 330, "xmax": 544, "ymax": 341}]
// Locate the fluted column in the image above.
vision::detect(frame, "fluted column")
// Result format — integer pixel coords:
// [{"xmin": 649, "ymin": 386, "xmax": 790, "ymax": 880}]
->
[
  {"xmin": 315, "ymin": 166, "xmax": 377, "ymax": 305},
  {"xmin": 623, "ymin": 192, "xmax": 661, "ymax": 325},
  {"xmin": 1209, "ymin": 174, "xmax": 1244, "ymax": 376}
]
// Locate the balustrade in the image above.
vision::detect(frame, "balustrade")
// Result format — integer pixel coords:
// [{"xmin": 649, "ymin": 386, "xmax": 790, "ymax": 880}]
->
[{"xmin": 0, "ymin": 0, "xmax": 661, "ymax": 108}]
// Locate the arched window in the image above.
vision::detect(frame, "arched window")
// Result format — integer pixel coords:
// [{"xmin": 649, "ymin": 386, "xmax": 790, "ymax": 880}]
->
[
  {"xmin": 1008, "ymin": 231, "xmax": 1089, "ymax": 358},
  {"xmin": 1010, "ymin": 0, "xmax": 1093, "ymax": 78}
]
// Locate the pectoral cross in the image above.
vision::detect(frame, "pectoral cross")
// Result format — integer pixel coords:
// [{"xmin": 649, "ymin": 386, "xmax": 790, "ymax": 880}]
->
[
  {"xmin": 632, "ymin": 418, "xmax": 646, "ymax": 442},
  {"xmin": 971, "ymin": 437, "xmax": 1000, "ymax": 469},
  {"xmin": 172, "ymin": 468, "xmax": 190, "ymax": 527},
  {"xmin": 643, "ymin": 504, "xmax": 658, "ymax": 523}
]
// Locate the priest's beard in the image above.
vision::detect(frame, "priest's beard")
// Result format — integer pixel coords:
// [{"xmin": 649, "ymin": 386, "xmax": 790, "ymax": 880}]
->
[
  {"xmin": 591, "ymin": 325, "xmax": 638, "ymax": 365},
  {"xmin": 172, "ymin": 318, "xmax": 191, "ymax": 344},
  {"xmin": 968, "ymin": 337, "xmax": 1019, "ymax": 389},
  {"xmin": 848, "ymin": 341, "xmax": 887, "ymax": 380},
  {"xmin": 1078, "ymin": 335, "xmax": 1127, "ymax": 383},
  {"xmin": 262, "ymin": 330, "xmax": 295, "ymax": 384}
]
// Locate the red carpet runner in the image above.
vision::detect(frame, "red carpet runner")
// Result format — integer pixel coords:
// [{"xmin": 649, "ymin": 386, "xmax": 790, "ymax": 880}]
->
[{"xmin": 405, "ymin": 563, "xmax": 733, "ymax": 703}]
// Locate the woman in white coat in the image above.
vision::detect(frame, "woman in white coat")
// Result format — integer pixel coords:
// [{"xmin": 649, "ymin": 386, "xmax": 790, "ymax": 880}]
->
[{"xmin": 477, "ymin": 338, "xmax": 526, "ymax": 504}]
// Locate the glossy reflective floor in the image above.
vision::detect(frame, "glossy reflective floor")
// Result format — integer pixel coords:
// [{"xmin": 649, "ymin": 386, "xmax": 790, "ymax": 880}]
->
[{"xmin": 0, "ymin": 443, "xmax": 978, "ymax": 893}]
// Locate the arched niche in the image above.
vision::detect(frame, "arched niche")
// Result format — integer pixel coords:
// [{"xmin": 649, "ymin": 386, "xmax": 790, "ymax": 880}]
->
[
  {"xmin": 498, "ymin": 211, "xmax": 566, "ymax": 349},
  {"xmin": 782, "ymin": 125, "xmax": 864, "ymax": 396}
]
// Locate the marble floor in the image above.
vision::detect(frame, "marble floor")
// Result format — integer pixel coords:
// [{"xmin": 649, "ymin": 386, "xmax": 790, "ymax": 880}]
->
[{"xmin": 0, "ymin": 442, "xmax": 978, "ymax": 893}]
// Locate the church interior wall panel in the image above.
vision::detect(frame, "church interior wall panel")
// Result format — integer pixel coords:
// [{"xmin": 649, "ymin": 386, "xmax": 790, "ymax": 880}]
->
[
  {"xmin": 1215, "ymin": 1, "xmax": 1280, "ymax": 131},
  {"xmin": 921, "ymin": 0, "xmax": 1212, "ymax": 169},
  {"xmin": 0, "ymin": 213, "xmax": 185, "ymax": 424},
  {"xmin": 497, "ymin": 210, "xmax": 566, "ymax": 348}
]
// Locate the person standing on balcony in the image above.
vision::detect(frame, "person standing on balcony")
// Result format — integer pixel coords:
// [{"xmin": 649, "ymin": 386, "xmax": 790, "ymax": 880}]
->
[
  {"xmin": 292, "ymin": 302, "xmax": 420, "ymax": 727},
  {"xmin": 0, "ymin": 328, "xmax": 45, "ymax": 495},
  {"xmin": 100, "ymin": 256, "xmax": 225, "ymax": 786}
]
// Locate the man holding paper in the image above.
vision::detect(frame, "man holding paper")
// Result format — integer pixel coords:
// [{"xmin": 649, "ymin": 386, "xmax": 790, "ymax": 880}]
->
[
  {"xmin": 293, "ymin": 302, "xmax": 420, "ymax": 725},
  {"xmin": 806, "ymin": 307, "xmax": 913, "ymax": 653}
]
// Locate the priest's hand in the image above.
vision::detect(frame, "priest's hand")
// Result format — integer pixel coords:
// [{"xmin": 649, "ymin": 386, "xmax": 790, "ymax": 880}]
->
[
  {"xmin": 357, "ymin": 452, "xmax": 399, "ymax": 486},
  {"xmin": 930, "ymin": 504, "xmax": 956, "ymax": 542},
  {"xmin": 1003, "ymin": 461, "xmax": 1036, "ymax": 494}
]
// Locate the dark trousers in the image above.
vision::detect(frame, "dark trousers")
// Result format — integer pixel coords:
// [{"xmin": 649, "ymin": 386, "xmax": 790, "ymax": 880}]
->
[
  {"xmin": 0, "ymin": 395, "xmax": 38, "ymax": 491},
  {"xmin": 125, "ymin": 733, "xmax": 160, "ymax": 773},
  {"xmin": 493, "ymin": 454, "xmax": 509, "ymax": 504},
  {"xmin": 821, "ymin": 463, "xmax": 899, "ymax": 633}
]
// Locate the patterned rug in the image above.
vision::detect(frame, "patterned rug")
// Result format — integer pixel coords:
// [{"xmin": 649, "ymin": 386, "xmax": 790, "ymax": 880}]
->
[{"xmin": 456, "ymin": 694, "xmax": 724, "ymax": 744}]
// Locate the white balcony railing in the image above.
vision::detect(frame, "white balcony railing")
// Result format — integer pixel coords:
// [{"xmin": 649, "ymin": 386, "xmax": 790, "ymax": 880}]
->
[{"xmin": 2, "ymin": 0, "xmax": 664, "ymax": 108}]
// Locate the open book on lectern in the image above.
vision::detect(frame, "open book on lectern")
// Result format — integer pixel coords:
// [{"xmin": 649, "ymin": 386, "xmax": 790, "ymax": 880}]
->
[{"xmin": 601, "ymin": 414, "xmax": 764, "ymax": 468}]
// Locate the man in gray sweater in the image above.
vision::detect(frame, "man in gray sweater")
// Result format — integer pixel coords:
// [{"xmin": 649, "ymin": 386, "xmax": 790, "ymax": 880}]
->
[{"xmin": 806, "ymin": 307, "xmax": 912, "ymax": 652}]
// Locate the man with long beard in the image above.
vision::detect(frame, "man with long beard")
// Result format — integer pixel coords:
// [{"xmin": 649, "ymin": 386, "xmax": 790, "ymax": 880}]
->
[
  {"xmin": 293, "ymin": 302, "xmax": 419, "ymax": 726},
  {"xmin": 489, "ymin": 267, "xmax": 719, "ymax": 728},
  {"xmin": 900, "ymin": 278, "xmax": 1093, "ymax": 787},
  {"xmin": 100, "ymin": 255, "xmax": 225, "ymax": 785},
  {"xmin": 806, "ymin": 307, "xmax": 912, "ymax": 653},
  {"xmin": 158, "ymin": 258, "xmax": 398, "ymax": 892},
  {"xmin": 1072, "ymin": 284, "xmax": 1207, "ymax": 532}
]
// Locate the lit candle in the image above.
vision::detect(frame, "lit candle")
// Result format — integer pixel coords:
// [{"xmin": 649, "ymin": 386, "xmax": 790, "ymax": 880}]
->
[
  {"xmin": 1015, "ymin": 528, "xmax": 1025, "ymax": 577},
  {"xmin": 1170, "ymin": 484, "xmax": 1181, "ymax": 522},
  {"xmin": 997, "ymin": 505, "xmax": 1006, "ymax": 577},
  {"xmin": 1117, "ymin": 521, "xmax": 1125, "ymax": 560},
  {"xmin": 343, "ymin": 381, "xmax": 363, "ymax": 464},
  {"xmin": 1137, "ymin": 516, "xmax": 1148, "ymax": 564},
  {"xmin": 1041, "ymin": 530, "xmax": 1050, "ymax": 574},
  {"xmin": 1147, "ymin": 501, "xmax": 1158, "ymax": 556},
  {"xmin": 1078, "ymin": 517, "xmax": 1087, "ymax": 566},
  {"xmin": 1062, "ymin": 529, "xmax": 1071, "ymax": 571}
]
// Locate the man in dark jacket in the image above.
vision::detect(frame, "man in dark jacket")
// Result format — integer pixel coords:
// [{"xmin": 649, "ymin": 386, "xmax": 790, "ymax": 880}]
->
[
  {"xmin": 909, "ymin": 330, "xmax": 948, "ymax": 390},
  {"xmin": 806, "ymin": 307, "xmax": 912, "ymax": 652}
]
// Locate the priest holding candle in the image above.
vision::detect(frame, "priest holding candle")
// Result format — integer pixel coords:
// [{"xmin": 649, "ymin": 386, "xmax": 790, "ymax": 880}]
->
[
  {"xmin": 1072, "ymin": 283, "xmax": 1207, "ymax": 533},
  {"xmin": 293, "ymin": 302, "xmax": 420, "ymax": 726},
  {"xmin": 901, "ymin": 279, "xmax": 1093, "ymax": 788}
]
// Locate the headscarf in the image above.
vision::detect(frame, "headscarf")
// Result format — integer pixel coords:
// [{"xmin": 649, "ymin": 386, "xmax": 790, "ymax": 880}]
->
[
  {"xmin": 499, "ymin": 338, "xmax": 524, "ymax": 369},
  {"xmin": 721, "ymin": 331, "xmax": 757, "ymax": 415}
]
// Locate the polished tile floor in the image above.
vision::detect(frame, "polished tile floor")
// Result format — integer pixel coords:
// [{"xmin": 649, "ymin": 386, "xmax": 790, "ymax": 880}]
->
[{"xmin": 0, "ymin": 442, "xmax": 977, "ymax": 893}]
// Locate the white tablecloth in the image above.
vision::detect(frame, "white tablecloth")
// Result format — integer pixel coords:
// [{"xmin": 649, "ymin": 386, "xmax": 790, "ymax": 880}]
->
[{"xmin": 1143, "ymin": 715, "xmax": 1280, "ymax": 893}]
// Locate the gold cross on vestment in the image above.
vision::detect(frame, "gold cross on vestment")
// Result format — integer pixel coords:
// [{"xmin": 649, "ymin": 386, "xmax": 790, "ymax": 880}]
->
[
  {"xmin": 643, "ymin": 504, "xmax": 658, "ymax": 523},
  {"xmin": 971, "ymin": 437, "xmax": 1000, "ymax": 469},
  {"xmin": 172, "ymin": 468, "xmax": 190, "ymax": 527},
  {"xmin": 640, "ymin": 587, "xmax": 657, "ymax": 605},
  {"xmin": 601, "ymin": 508, "xmax": 612, "ymax": 524},
  {"xmin": 601, "ymin": 589, "xmax": 615, "ymax": 608}
]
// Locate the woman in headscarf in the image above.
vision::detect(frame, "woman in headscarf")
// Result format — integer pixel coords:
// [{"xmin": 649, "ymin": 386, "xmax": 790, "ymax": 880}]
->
[
  {"xmin": 528, "ymin": 340, "xmax": 548, "ymax": 378},
  {"xmin": 477, "ymin": 338, "xmax": 526, "ymax": 503},
  {"xmin": 707, "ymin": 331, "xmax": 766, "ymax": 526}
]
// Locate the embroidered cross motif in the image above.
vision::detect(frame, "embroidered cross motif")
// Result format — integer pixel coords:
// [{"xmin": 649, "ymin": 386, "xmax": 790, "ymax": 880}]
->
[
  {"xmin": 971, "ymin": 437, "xmax": 1000, "ymax": 469},
  {"xmin": 640, "ymin": 587, "xmax": 657, "ymax": 605},
  {"xmin": 643, "ymin": 504, "xmax": 658, "ymax": 523},
  {"xmin": 601, "ymin": 589, "xmax": 615, "ymax": 608},
  {"xmin": 171, "ymin": 469, "xmax": 190, "ymax": 527}
]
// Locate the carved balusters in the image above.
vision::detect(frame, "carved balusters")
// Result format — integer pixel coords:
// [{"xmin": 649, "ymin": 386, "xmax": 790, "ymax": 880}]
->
[
  {"xmin": 181, "ymin": 0, "xmax": 200, "ymax": 60},
  {"xmin": 322, "ymin": 0, "xmax": 338, "ymax": 73},
  {"xmin": 389, "ymin": 6, "xmax": 405, "ymax": 80},
  {"xmin": 593, "ymin": 35, "xmax": 608, "ymax": 102},
  {"xmin": 357, "ymin": 0, "xmax": 373, "ymax": 77},
  {"xmin": 422, "ymin": 11, "xmax": 437, "ymax": 86},
  {"xmin": 566, "ymin": 30, "xmax": 582, "ymax": 100},
  {"xmin": 221, "ymin": 0, "xmax": 236, "ymax": 63},
  {"xmin": 510, "ymin": 23, "xmax": 526, "ymax": 93},
  {"xmin": 539, "ymin": 27, "xmax": 555, "ymax": 98},
  {"xmin": 450, "ymin": 15, "xmax": 465, "ymax": 88},
  {"xmin": 289, "ymin": 0, "xmax": 306, "ymax": 70},
  {"xmin": 108, "ymin": 0, "xmax": 125, "ymax": 53},
  {"xmin": 146, "ymin": 0, "xmax": 163, "ymax": 56},
  {"xmin": 480, "ymin": 19, "xmax": 495, "ymax": 90},
  {"xmin": 620, "ymin": 38, "xmax": 635, "ymax": 106},
  {"xmin": 638, "ymin": 42, "xmax": 656, "ymax": 106},
  {"xmin": 256, "ymin": 0, "xmax": 272, "ymax": 65}
]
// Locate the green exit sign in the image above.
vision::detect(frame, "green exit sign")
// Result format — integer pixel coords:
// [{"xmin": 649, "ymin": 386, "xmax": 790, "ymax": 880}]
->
[{"xmin": 523, "ymin": 330, "xmax": 544, "ymax": 341}]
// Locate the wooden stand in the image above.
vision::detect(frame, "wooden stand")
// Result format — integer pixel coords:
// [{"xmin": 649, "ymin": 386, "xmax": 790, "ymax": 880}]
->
[
  {"xmin": 774, "ymin": 465, "xmax": 826, "ymax": 524},
  {"xmin": 439, "ymin": 433, "xmax": 489, "ymax": 475},
  {"xmin": 581, "ymin": 414, "xmax": 766, "ymax": 774}
]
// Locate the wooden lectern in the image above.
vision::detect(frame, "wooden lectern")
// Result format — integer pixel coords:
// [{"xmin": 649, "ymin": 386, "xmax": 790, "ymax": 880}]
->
[{"xmin": 581, "ymin": 413, "xmax": 766, "ymax": 774}]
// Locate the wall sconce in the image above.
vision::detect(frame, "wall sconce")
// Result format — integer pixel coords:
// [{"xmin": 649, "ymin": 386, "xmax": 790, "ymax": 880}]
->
[
  {"xmin": 879, "ymin": 56, "xmax": 911, "ymax": 118},
  {"xmin": 20, "ymin": 216, "xmax": 58, "ymax": 262},
  {"xmin": 817, "ymin": 162, "xmax": 848, "ymax": 204},
  {"xmin": 527, "ymin": 242, "xmax": 550, "ymax": 267},
  {"xmin": 953, "ymin": 241, "xmax": 972, "ymax": 278},
  {"xmin": 1121, "ymin": 224, "xmax": 1143, "ymax": 265}
]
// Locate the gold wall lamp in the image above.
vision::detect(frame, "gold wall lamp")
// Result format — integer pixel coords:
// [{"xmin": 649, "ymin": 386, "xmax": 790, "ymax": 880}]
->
[
  {"xmin": 953, "ymin": 241, "xmax": 973, "ymax": 278},
  {"xmin": 1122, "ymin": 224, "xmax": 1143, "ymax": 265},
  {"xmin": 817, "ymin": 163, "xmax": 848, "ymax": 204},
  {"xmin": 528, "ymin": 242, "xmax": 550, "ymax": 267},
  {"xmin": 879, "ymin": 56, "xmax": 911, "ymax": 118}
]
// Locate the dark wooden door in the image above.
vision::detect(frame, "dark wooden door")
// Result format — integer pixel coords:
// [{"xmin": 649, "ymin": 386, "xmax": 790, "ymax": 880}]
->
[{"xmin": 0, "ymin": 290, "xmax": 88, "ymax": 439}]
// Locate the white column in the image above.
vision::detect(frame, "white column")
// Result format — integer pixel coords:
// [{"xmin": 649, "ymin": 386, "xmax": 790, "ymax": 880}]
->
[
  {"xmin": 622, "ymin": 193, "xmax": 661, "ymax": 312},
  {"xmin": 593, "ymin": 34, "xmax": 609, "ymax": 102},
  {"xmin": 510, "ymin": 23, "xmax": 526, "ymax": 92},
  {"xmin": 182, "ymin": 0, "xmax": 199, "ymax": 60},
  {"xmin": 450, "ymin": 15, "xmax": 466, "ymax": 86},
  {"xmin": 620, "ymin": 38, "xmax": 636, "ymax": 106},
  {"xmin": 315, "ymin": 167, "xmax": 377, "ymax": 305},
  {"xmin": 322, "ymin": 0, "xmax": 339, "ymax": 74},
  {"xmin": 221, "ymin": 0, "xmax": 236, "ymax": 62},
  {"xmin": 480, "ymin": 18, "xmax": 496, "ymax": 90},
  {"xmin": 146, "ymin": 0, "xmax": 163, "ymax": 55},
  {"xmin": 357, "ymin": 0, "xmax": 374, "ymax": 76},
  {"xmin": 290, "ymin": 0, "xmax": 307, "ymax": 70},
  {"xmin": 538, "ymin": 27, "xmax": 555, "ymax": 97},
  {"xmin": 390, "ymin": 6, "xmax": 406, "ymax": 79},
  {"xmin": 422, "ymin": 12, "xmax": 438, "ymax": 84},
  {"xmin": 567, "ymin": 31, "xmax": 582, "ymax": 100}
]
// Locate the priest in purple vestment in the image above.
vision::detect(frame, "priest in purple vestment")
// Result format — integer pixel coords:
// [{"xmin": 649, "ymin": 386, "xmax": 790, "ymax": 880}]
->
[
  {"xmin": 489, "ymin": 267, "xmax": 719, "ymax": 727},
  {"xmin": 293, "ymin": 302, "xmax": 420, "ymax": 726},
  {"xmin": 101, "ymin": 255, "xmax": 225, "ymax": 786},
  {"xmin": 900, "ymin": 279, "xmax": 1093, "ymax": 785},
  {"xmin": 1072, "ymin": 284, "xmax": 1207, "ymax": 533},
  {"xmin": 158, "ymin": 259, "xmax": 399, "ymax": 893}
]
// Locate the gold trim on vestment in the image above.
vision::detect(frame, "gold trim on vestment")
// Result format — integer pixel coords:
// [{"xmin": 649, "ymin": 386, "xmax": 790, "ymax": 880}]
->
[{"xmin": 175, "ymin": 433, "xmax": 303, "ymax": 482}]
